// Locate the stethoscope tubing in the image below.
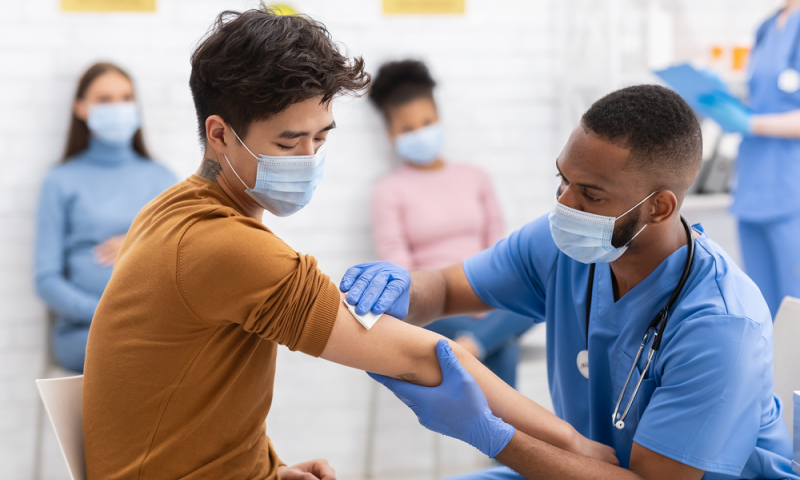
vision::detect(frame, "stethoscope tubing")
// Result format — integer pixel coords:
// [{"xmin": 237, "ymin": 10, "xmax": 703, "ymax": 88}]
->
[{"xmin": 586, "ymin": 216, "xmax": 696, "ymax": 430}]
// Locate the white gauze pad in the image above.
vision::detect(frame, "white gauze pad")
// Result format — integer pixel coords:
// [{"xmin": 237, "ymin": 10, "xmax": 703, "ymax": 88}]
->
[{"xmin": 344, "ymin": 299, "xmax": 382, "ymax": 330}]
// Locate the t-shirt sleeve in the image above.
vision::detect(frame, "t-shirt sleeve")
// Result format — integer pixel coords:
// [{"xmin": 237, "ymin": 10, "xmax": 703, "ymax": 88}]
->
[
  {"xmin": 633, "ymin": 314, "xmax": 767, "ymax": 475},
  {"xmin": 463, "ymin": 214, "xmax": 557, "ymax": 322},
  {"xmin": 177, "ymin": 216, "xmax": 340, "ymax": 357}
]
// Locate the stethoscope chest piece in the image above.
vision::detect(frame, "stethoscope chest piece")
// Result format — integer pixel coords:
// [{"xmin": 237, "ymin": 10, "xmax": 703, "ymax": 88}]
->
[
  {"xmin": 576, "ymin": 349, "xmax": 589, "ymax": 378},
  {"xmin": 778, "ymin": 68, "xmax": 800, "ymax": 93}
]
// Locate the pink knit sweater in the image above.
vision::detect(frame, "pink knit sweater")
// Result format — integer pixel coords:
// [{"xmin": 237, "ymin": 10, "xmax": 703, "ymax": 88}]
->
[{"xmin": 371, "ymin": 163, "xmax": 505, "ymax": 271}]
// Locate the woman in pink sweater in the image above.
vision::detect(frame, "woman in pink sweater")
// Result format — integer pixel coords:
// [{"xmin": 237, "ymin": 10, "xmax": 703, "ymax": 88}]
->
[{"xmin": 369, "ymin": 60, "xmax": 533, "ymax": 388}]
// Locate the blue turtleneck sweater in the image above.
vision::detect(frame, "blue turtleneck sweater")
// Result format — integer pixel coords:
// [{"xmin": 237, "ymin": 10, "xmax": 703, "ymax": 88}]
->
[{"xmin": 35, "ymin": 139, "xmax": 176, "ymax": 331}]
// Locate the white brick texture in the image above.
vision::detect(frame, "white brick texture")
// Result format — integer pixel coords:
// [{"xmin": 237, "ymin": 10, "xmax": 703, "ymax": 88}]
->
[{"xmin": 0, "ymin": 0, "xmax": 781, "ymax": 478}]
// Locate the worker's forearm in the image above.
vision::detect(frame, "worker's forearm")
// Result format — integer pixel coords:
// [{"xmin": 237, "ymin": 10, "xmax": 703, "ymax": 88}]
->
[
  {"xmin": 405, "ymin": 269, "xmax": 448, "ymax": 326},
  {"xmin": 752, "ymin": 110, "xmax": 800, "ymax": 138},
  {"xmin": 450, "ymin": 342, "xmax": 582, "ymax": 455},
  {"xmin": 496, "ymin": 431, "xmax": 641, "ymax": 480},
  {"xmin": 406, "ymin": 263, "xmax": 491, "ymax": 327}
]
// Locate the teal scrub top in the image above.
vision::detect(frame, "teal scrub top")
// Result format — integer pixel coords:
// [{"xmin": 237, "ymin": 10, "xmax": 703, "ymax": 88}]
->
[
  {"xmin": 733, "ymin": 10, "xmax": 800, "ymax": 221},
  {"xmin": 463, "ymin": 215, "xmax": 797, "ymax": 479}
]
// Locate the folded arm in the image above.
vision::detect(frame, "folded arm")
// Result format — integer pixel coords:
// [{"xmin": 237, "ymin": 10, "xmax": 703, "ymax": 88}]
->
[
  {"xmin": 497, "ymin": 431, "xmax": 703, "ymax": 480},
  {"xmin": 35, "ymin": 175, "xmax": 101, "ymax": 321}
]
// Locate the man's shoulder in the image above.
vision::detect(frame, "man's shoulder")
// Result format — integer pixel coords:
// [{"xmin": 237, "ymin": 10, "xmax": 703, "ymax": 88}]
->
[
  {"xmin": 492, "ymin": 213, "xmax": 560, "ymax": 280},
  {"xmin": 508, "ymin": 213, "xmax": 558, "ymax": 258},
  {"xmin": 180, "ymin": 209, "xmax": 289, "ymax": 260},
  {"xmin": 130, "ymin": 178, "xmax": 284, "ymax": 264},
  {"xmin": 679, "ymin": 233, "xmax": 771, "ymax": 331}
]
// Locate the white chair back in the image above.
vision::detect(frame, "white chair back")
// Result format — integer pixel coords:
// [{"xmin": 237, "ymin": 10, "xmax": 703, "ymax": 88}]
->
[
  {"xmin": 793, "ymin": 391, "xmax": 799, "ymax": 475},
  {"xmin": 773, "ymin": 297, "xmax": 800, "ymax": 433},
  {"xmin": 36, "ymin": 375, "xmax": 86, "ymax": 480}
]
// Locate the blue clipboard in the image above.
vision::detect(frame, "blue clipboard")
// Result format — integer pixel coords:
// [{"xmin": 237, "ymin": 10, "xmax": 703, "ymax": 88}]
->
[{"xmin": 654, "ymin": 63, "xmax": 749, "ymax": 116}]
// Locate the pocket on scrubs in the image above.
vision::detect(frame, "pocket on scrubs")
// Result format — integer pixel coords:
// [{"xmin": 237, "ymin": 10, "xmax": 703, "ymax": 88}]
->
[{"xmin": 613, "ymin": 349, "xmax": 658, "ymax": 446}]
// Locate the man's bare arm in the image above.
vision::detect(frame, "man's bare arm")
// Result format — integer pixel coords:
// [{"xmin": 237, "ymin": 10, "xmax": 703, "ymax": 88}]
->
[
  {"xmin": 485, "ymin": 423, "xmax": 703, "ymax": 479},
  {"xmin": 629, "ymin": 442, "xmax": 704, "ymax": 480},
  {"xmin": 405, "ymin": 262, "xmax": 491, "ymax": 327},
  {"xmin": 496, "ymin": 432, "xmax": 642, "ymax": 479},
  {"xmin": 320, "ymin": 292, "xmax": 616, "ymax": 464}
]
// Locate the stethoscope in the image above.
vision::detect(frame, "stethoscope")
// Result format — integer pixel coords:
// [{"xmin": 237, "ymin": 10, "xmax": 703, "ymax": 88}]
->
[
  {"xmin": 577, "ymin": 216, "xmax": 695, "ymax": 430},
  {"xmin": 748, "ymin": 9, "xmax": 800, "ymax": 93}
]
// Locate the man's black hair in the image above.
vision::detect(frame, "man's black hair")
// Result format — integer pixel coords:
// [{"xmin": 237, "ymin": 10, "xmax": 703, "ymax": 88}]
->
[
  {"xmin": 581, "ymin": 85, "xmax": 702, "ymax": 189},
  {"xmin": 369, "ymin": 60, "xmax": 436, "ymax": 119},
  {"xmin": 190, "ymin": 4, "xmax": 370, "ymax": 143}
]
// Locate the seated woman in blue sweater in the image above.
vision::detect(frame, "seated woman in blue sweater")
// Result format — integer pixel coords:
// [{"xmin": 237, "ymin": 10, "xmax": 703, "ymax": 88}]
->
[{"xmin": 35, "ymin": 62, "xmax": 176, "ymax": 373}]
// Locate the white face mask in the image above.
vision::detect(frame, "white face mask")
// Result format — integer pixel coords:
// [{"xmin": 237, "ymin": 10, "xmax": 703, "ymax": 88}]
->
[
  {"xmin": 87, "ymin": 102, "xmax": 141, "ymax": 145},
  {"xmin": 548, "ymin": 190, "xmax": 656, "ymax": 264}
]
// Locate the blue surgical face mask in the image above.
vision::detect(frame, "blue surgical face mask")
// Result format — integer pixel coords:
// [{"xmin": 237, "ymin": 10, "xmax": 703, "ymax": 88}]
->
[
  {"xmin": 87, "ymin": 102, "xmax": 141, "ymax": 145},
  {"xmin": 223, "ymin": 127, "xmax": 326, "ymax": 217},
  {"xmin": 548, "ymin": 190, "xmax": 656, "ymax": 264},
  {"xmin": 394, "ymin": 123, "xmax": 445, "ymax": 165}
]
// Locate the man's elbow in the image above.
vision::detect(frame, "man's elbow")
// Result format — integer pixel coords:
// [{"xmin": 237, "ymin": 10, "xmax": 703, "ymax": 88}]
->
[{"xmin": 397, "ymin": 337, "xmax": 459, "ymax": 388}]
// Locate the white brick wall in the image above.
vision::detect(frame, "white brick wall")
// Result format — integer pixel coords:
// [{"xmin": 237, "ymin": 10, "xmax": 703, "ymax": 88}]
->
[{"xmin": 0, "ymin": 1, "xmax": 783, "ymax": 478}]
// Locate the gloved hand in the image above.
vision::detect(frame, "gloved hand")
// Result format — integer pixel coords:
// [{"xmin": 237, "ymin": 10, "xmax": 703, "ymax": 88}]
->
[
  {"xmin": 368, "ymin": 339, "xmax": 516, "ymax": 458},
  {"xmin": 698, "ymin": 69, "xmax": 731, "ymax": 96},
  {"xmin": 698, "ymin": 92, "xmax": 753, "ymax": 134},
  {"xmin": 339, "ymin": 261, "xmax": 410, "ymax": 318}
]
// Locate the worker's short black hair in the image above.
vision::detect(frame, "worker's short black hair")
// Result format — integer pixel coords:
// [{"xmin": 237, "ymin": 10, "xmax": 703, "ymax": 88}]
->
[
  {"xmin": 189, "ymin": 4, "xmax": 370, "ymax": 143},
  {"xmin": 581, "ymin": 85, "xmax": 702, "ymax": 189},
  {"xmin": 369, "ymin": 60, "xmax": 436, "ymax": 119}
]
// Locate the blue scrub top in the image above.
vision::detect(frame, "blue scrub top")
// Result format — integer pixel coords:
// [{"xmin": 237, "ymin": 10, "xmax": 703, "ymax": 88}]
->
[
  {"xmin": 464, "ymin": 215, "xmax": 797, "ymax": 479},
  {"xmin": 733, "ymin": 10, "xmax": 800, "ymax": 221}
]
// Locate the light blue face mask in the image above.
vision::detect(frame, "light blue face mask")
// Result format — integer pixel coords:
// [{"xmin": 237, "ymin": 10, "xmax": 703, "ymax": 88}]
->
[
  {"xmin": 548, "ymin": 190, "xmax": 656, "ymax": 264},
  {"xmin": 394, "ymin": 123, "xmax": 445, "ymax": 165},
  {"xmin": 224, "ymin": 127, "xmax": 326, "ymax": 217},
  {"xmin": 87, "ymin": 102, "xmax": 141, "ymax": 145}
]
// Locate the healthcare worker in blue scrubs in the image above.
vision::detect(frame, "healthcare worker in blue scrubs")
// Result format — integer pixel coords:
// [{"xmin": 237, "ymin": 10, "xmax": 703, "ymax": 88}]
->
[
  {"xmin": 342, "ymin": 85, "xmax": 798, "ymax": 479},
  {"xmin": 699, "ymin": 1, "xmax": 800, "ymax": 318}
]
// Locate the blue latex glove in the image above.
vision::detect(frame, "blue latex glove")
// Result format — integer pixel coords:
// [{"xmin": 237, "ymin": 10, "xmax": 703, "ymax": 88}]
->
[
  {"xmin": 339, "ymin": 261, "xmax": 410, "ymax": 318},
  {"xmin": 698, "ymin": 92, "xmax": 753, "ymax": 134},
  {"xmin": 698, "ymin": 69, "xmax": 731, "ymax": 96},
  {"xmin": 368, "ymin": 339, "xmax": 516, "ymax": 458}
]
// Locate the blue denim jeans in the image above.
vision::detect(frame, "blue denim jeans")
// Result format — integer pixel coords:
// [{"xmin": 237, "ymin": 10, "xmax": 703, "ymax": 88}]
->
[
  {"xmin": 425, "ymin": 310, "xmax": 534, "ymax": 389},
  {"xmin": 52, "ymin": 320, "xmax": 90, "ymax": 373},
  {"xmin": 445, "ymin": 466, "xmax": 521, "ymax": 479}
]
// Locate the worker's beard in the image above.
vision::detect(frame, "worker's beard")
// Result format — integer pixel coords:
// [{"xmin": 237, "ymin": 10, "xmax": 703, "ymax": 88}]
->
[{"xmin": 611, "ymin": 206, "xmax": 643, "ymax": 249}]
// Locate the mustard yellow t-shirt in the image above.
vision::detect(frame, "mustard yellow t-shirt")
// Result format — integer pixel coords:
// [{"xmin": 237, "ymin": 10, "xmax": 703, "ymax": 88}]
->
[{"xmin": 83, "ymin": 176, "xmax": 340, "ymax": 479}]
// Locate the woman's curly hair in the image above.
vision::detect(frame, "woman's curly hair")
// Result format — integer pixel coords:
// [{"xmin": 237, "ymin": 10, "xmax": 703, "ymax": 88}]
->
[
  {"xmin": 369, "ymin": 59, "xmax": 436, "ymax": 118},
  {"xmin": 190, "ymin": 4, "xmax": 370, "ymax": 142}
]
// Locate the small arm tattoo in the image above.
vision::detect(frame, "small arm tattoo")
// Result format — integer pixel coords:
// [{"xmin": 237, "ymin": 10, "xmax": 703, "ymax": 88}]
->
[{"xmin": 198, "ymin": 157, "xmax": 223, "ymax": 183}]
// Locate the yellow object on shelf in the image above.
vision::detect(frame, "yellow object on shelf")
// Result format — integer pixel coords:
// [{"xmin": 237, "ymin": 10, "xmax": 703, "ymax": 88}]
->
[
  {"xmin": 383, "ymin": 0, "xmax": 465, "ymax": 15},
  {"xmin": 732, "ymin": 46, "xmax": 751, "ymax": 72},
  {"xmin": 60, "ymin": 0, "xmax": 156, "ymax": 12}
]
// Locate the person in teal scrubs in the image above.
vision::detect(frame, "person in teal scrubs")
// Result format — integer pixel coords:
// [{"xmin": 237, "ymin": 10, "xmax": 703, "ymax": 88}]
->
[
  {"xmin": 701, "ymin": 2, "xmax": 800, "ymax": 317},
  {"xmin": 342, "ymin": 85, "xmax": 798, "ymax": 479},
  {"xmin": 35, "ymin": 63, "xmax": 175, "ymax": 372}
]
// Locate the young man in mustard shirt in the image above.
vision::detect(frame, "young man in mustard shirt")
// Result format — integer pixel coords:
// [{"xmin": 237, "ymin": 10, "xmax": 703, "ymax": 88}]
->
[{"xmin": 81, "ymin": 6, "xmax": 615, "ymax": 479}]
